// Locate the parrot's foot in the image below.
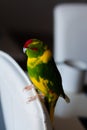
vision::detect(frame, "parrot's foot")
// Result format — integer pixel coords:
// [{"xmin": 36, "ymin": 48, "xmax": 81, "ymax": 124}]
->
[
  {"xmin": 23, "ymin": 85, "xmax": 38, "ymax": 102},
  {"xmin": 27, "ymin": 95, "xmax": 38, "ymax": 102},
  {"xmin": 23, "ymin": 85, "xmax": 44, "ymax": 103},
  {"xmin": 24, "ymin": 85, "xmax": 34, "ymax": 91}
]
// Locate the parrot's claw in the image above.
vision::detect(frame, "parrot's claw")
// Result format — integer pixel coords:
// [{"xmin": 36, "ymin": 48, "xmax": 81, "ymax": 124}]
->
[
  {"xmin": 27, "ymin": 95, "xmax": 38, "ymax": 102},
  {"xmin": 23, "ymin": 85, "xmax": 44, "ymax": 103},
  {"xmin": 23, "ymin": 85, "xmax": 34, "ymax": 91},
  {"xmin": 23, "ymin": 85, "xmax": 38, "ymax": 103}
]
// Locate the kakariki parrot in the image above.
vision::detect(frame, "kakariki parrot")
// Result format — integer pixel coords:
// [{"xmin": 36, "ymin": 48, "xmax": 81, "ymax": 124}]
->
[{"xmin": 23, "ymin": 39, "xmax": 70, "ymax": 122}]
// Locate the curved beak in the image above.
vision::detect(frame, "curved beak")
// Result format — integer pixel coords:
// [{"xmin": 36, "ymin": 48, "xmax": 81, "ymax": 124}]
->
[{"xmin": 23, "ymin": 47, "xmax": 27, "ymax": 53}]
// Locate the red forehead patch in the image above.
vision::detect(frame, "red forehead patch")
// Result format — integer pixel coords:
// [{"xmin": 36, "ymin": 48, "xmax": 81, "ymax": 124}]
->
[{"xmin": 24, "ymin": 39, "xmax": 32, "ymax": 48}]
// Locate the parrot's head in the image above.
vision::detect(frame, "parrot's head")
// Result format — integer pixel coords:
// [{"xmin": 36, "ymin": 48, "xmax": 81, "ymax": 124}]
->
[{"xmin": 23, "ymin": 39, "xmax": 48, "ymax": 58}]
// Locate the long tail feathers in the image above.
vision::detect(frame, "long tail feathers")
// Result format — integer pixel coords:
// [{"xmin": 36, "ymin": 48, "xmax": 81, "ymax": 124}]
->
[
  {"xmin": 44, "ymin": 94, "xmax": 70, "ymax": 122},
  {"xmin": 44, "ymin": 97, "xmax": 57, "ymax": 122}
]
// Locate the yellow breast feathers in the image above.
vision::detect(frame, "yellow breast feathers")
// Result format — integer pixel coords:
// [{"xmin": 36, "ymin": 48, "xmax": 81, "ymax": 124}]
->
[{"xmin": 27, "ymin": 50, "xmax": 52, "ymax": 68}]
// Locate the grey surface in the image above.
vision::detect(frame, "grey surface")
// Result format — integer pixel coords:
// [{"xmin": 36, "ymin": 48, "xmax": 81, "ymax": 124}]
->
[{"xmin": 0, "ymin": 101, "xmax": 6, "ymax": 130}]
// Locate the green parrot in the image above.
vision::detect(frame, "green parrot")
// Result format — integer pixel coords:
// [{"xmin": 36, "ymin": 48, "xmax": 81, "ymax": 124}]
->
[{"xmin": 23, "ymin": 39, "xmax": 70, "ymax": 122}]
